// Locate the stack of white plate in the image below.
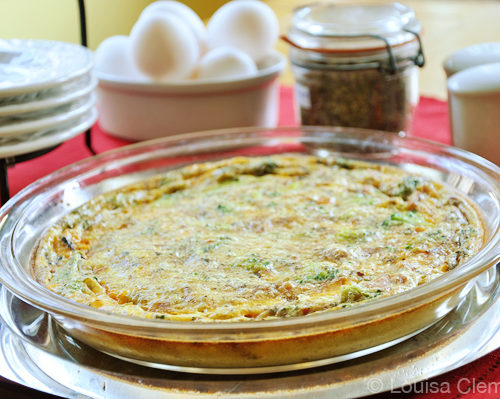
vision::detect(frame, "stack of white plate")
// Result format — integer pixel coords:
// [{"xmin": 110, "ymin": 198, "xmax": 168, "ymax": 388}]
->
[{"xmin": 0, "ymin": 39, "xmax": 97, "ymax": 158}]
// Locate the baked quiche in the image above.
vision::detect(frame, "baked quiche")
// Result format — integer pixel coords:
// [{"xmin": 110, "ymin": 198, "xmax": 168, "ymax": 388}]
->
[{"xmin": 33, "ymin": 154, "xmax": 483, "ymax": 322}]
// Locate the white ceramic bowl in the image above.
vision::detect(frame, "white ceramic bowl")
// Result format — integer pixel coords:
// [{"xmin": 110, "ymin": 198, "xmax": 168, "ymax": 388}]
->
[
  {"xmin": 443, "ymin": 42, "xmax": 500, "ymax": 77},
  {"xmin": 447, "ymin": 62, "xmax": 500, "ymax": 165},
  {"xmin": 95, "ymin": 51, "xmax": 286, "ymax": 140}
]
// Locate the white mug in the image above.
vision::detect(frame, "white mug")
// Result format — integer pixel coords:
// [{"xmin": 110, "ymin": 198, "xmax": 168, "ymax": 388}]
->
[
  {"xmin": 447, "ymin": 62, "xmax": 500, "ymax": 165},
  {"xmin": 443, "ymin": 42, "xmax": 500, "ymax": 78}
]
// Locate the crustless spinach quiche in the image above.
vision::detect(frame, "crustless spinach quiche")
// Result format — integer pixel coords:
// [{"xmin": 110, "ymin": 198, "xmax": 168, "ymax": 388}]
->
[{"xmin": 33, "ymin": 154, "xmax": 484, "ymax": 322}]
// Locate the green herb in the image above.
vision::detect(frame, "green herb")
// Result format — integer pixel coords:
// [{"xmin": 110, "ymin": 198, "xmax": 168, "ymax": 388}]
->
[
  {"xmin": 340, "ymin": 285, "xmax": 383, "ymax": 303},
  {"xmin": 337, "ymin": 228, "xmax": 367, "ymax": 242},
  {"xmin": 53, "ymin": 252, "xmax": 85, "ymax": 287},
  {"xmin": 395, "ymin": 176, "xmax": 421, "ymax": 200},
  {"xmin": 299, "ymin": 264, "xmax": 338, "ymax": 283},
  {"xmin": 216, "ymin": 204, "xmax": 231, "ymax": 213},
  {"xmin": 249, "ymin": 161, "xmax": 278, "ymax": 176},
  {"xmin": 382, "ymin": 210, "xmax": 427, "ymax": 227},
  {"xmin": 457, "ymin": 227, "xmax": 478, "ymax": 240},
  {"xmin": 220, "ymin": 176, "xmax": 239, "ymax": 184},
  {"xmin": 65, "ymin": 281, "xmax": 83, "ymax": 291},
  {"xmin": 345, "ymin": 193, "xmax": 374, "ymax": 206},
  {"xmin": 421, "ymin": 229, "xmax": 446, "ymax": 242},
  {"xmin": 311, "ymin": 267, "xmax": 338, "ymax": 281},
  {"xmin": 81, "ymin": 219, "xmax": 91, "ymax": 230},
  {"xmin": 201, "ymin": 242, "xmax": 221, "ymax": 253},
  {"xmin": 233, "ymin": 254, "xmax": 271, "ymax": 275},
  {"xmin": 334, "ymin": 158, "xmax": 355, "ymax": 170},
  {"xmin": 340, "ymin": 285, "xmax": 364, "ymax": 303}
]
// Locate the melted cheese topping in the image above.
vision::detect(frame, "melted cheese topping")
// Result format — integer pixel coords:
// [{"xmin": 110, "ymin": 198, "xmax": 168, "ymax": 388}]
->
[{"xmin": 33, "ymin": 155, "xmax": 484, "ymax": 322}]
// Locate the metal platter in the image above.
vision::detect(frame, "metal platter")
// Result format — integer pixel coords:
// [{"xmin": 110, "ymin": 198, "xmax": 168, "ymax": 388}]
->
[{"xmin": 0, "ymin": 263, "xmax": 498, "ymax": 398}]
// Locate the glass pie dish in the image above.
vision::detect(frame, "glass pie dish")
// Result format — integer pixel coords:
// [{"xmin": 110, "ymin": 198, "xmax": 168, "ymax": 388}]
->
[{"xmin": 0, "ymin": 127, "xmax": 498, "ymax": 374}]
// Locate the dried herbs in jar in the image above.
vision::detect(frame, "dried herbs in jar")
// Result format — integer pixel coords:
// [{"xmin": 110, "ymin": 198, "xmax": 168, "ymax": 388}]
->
[{"xmin": 284, "ymin": 2, "xmax": 425, "ymax": 133}]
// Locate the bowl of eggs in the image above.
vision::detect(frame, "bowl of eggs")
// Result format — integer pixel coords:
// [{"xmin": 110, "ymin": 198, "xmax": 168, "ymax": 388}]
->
[{"xmin": 94, "ymin": 0, "xmax": 286, "ymax": 141}]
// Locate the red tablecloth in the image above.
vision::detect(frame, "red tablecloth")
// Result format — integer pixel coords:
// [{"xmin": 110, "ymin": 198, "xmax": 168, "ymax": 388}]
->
[
  {"xmin": 6, "ymin": 87, "xmax": 500, "ymax": 398},
  {"xmin": 8, "ymin": 87, "xmax": 451, "ymax": 196}
]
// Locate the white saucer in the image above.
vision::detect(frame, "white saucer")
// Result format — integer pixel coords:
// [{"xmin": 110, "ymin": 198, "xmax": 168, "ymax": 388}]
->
[
  {"xmin": 0, "ymin": 75, "xmax": 97, "ymax": 117},
  {"xmin": 0, "ymin": 39, "xmax": 93, "ymax": 98},
  {"xmin": 0, "ymin": 93, "xmax": 96, "ymax": 138},
  {"xmin": 0, "ymin": 107, "xmax": 97, "ymax": 158}
]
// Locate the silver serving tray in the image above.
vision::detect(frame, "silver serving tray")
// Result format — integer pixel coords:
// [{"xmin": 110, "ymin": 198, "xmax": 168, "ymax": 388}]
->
[{"xmin": 0, "ymin": 263, "xmax": 499, "ymax": 398}]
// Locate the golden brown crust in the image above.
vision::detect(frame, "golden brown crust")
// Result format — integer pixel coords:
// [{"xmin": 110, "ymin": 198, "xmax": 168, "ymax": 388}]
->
[{"xmin": 60, "ymin": 286, "xmax": 464, "ymax": 368}]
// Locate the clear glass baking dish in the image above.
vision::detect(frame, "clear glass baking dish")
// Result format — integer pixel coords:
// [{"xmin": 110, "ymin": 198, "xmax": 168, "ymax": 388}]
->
[{"xmin": 0, "ymin": 127, "xmax": 498, "ymax": 374}]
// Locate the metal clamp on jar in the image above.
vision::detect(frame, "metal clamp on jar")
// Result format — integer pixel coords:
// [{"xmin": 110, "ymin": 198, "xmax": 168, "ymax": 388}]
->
[{"xmin": 283, "ymin": 2, "xmax": 425, "ymax": 133}]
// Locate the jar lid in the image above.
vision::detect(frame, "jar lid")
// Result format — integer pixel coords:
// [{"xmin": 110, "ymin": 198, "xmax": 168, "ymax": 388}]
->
[{"xmin": 285, "ymin": 2, "xmax": 422, "ymax": 52}]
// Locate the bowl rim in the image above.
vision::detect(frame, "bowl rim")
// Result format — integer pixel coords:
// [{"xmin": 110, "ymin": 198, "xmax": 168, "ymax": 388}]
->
[
  {"xmin": 447, "ymin": 62, "xmax": 500, "ymax": 95},
  {"xmin": 442, "ymin": 41, "xmax": 500, "ymax": 77},
  {"xmin": 1, "ymin": 126, "xmax": 499, "ymax": 336}
]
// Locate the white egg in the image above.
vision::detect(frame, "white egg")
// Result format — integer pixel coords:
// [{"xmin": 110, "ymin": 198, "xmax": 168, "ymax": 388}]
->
[
  {"xmin": 140, "ymin": 1, "xmax": 208, "ymax": 54},
  {"xmin": 197, "ymin": 47, "xmax": 257, "ymax": 80},
  {"xmin": 207, "ymin": 0, "xmax": 279, "ymax": 62},
  {"xmin": 94, "ymin": 35, "xmax": 144, "ymax": 79},
  {"xmin": 130, "ymin": 13, "xmax": 199, "ymax": 80}
]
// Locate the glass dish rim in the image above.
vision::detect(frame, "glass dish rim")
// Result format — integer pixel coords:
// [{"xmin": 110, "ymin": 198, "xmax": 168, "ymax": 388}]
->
[{"xmin": 0, "ymin": 125, "xmax": 499, "ymax": 335}]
